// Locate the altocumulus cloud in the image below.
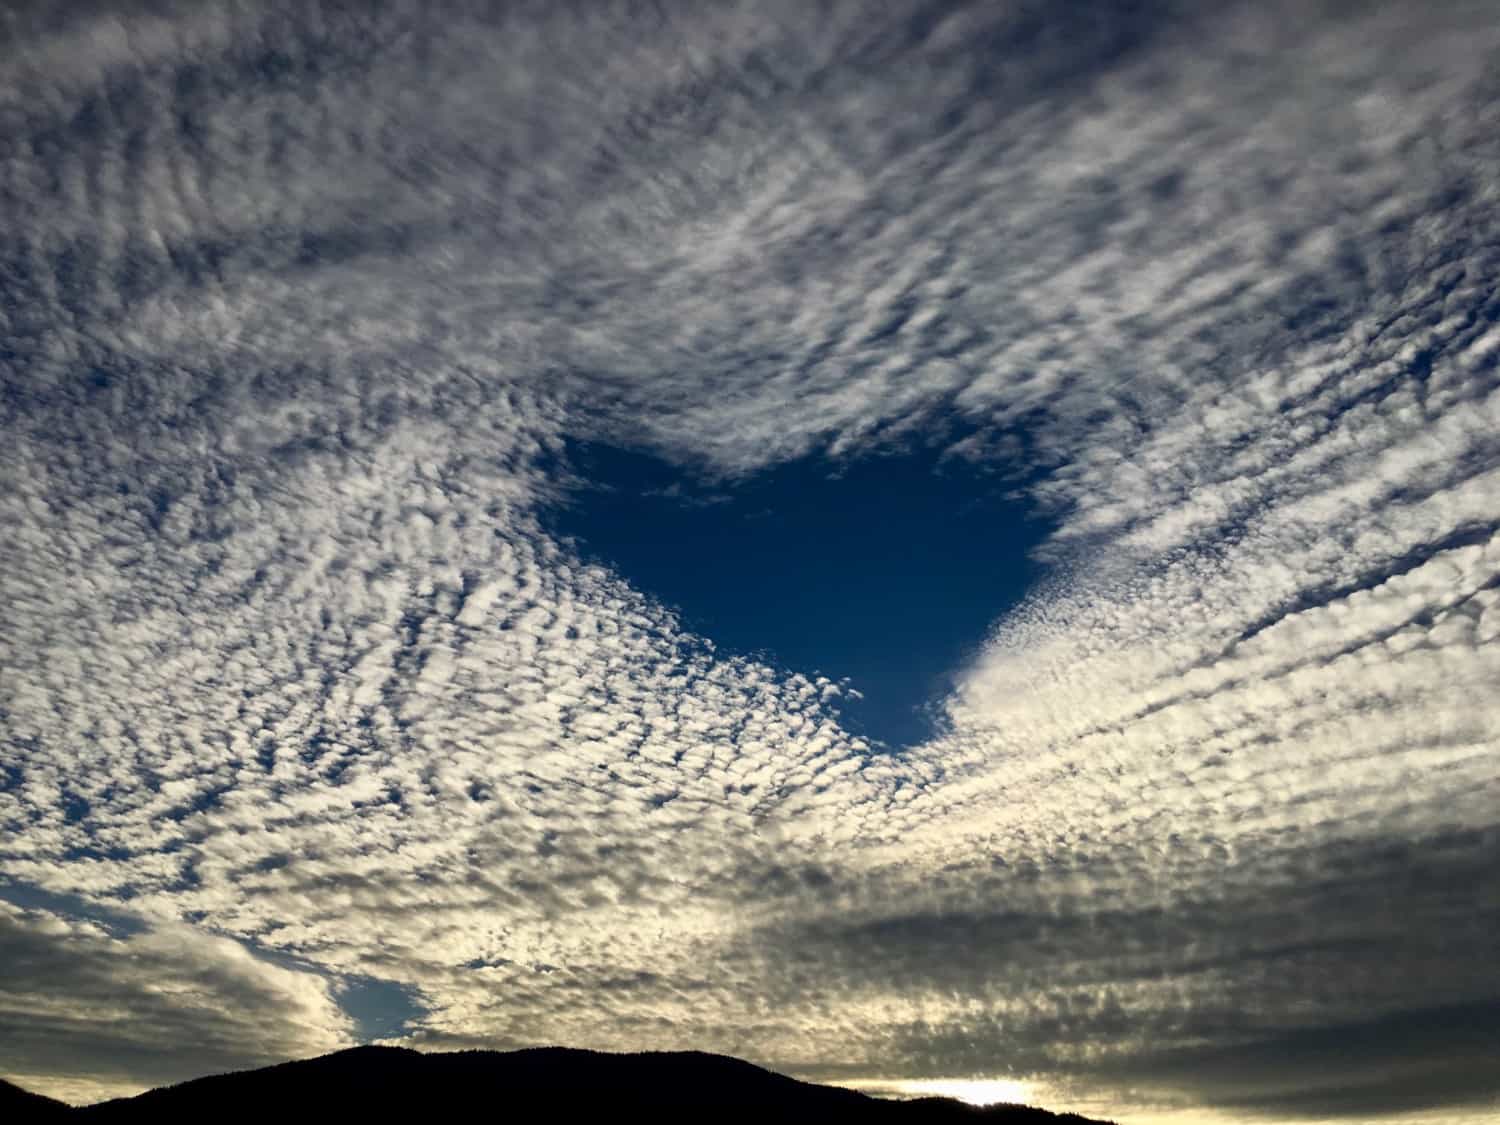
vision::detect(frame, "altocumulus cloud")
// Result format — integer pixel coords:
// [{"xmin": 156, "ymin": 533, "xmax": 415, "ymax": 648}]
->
[{"xmin": 1, "ymin": 1, "xmax": 1499, "ymax": 1120}]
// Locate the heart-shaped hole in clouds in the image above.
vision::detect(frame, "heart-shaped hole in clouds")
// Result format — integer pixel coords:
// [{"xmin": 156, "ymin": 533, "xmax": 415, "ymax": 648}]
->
[{"xmin": 543, "ymin": 438, "xmax": 1050, "ymax": 749}]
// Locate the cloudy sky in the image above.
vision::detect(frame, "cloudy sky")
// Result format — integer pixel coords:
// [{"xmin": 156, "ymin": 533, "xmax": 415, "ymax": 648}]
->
[{"xmin": 2, "ymin": 1, "xmax": 1498, "ymax": 1120}]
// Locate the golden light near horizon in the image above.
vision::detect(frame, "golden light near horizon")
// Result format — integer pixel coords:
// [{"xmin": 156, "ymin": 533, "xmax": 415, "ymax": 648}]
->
[{"xmin": 891, "ymin": 1077, "xmax": 1032, "ymax": 1106}]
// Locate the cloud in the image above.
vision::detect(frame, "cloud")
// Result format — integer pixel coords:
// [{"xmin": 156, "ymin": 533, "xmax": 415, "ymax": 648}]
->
[
  {"xmin": 0, "ymin": 900, "xmax": 351, "ymax": 1104},
  {"xmin": 1103, "ymin": 1000, "xmax": 1500, "ymax": 1119},
  {"xmin": 1, "ymin": 0, "xmax": 1498, "ymax": 1120}
]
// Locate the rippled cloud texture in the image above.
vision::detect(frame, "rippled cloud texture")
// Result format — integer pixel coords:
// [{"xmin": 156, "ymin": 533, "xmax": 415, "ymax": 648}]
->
[{"xmin": 2, "ymin": 2, "xmax": 1498, "ymax": 1121}]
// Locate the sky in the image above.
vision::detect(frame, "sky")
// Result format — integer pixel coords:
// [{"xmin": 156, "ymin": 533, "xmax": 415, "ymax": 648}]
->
[
  {"xmin": 0, "ymin": 1, "xmax": 1497, "ymax": 1121},
  {"xmin": 545, "ymin": 436, "xmax": 1046, "ymax": 748}
]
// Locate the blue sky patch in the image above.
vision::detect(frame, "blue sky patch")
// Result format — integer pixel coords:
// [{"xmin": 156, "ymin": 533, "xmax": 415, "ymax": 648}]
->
[
  {"xmin": 333, "ymin": 975, "xmax": 428, "ymax": 1042},
  {"xmin": 545, "ymin": 439, "xmax": 1048, "ymax": 749}
]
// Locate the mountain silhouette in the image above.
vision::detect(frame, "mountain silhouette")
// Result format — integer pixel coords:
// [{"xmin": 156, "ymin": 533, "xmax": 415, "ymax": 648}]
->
[
  {"xmin": 1, "ymin": 1078, "xmax": 70, "ymax": 1120},
  {"xmin": 5, "ymin": 1045, "xmax": 1116, "ymax": 1123}
]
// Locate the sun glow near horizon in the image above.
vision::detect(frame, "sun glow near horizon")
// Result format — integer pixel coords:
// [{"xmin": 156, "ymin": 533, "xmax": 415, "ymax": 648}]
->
[{"xmin": 874, "ymin": 1077, "xmax": 1034, "ymax": 1107}]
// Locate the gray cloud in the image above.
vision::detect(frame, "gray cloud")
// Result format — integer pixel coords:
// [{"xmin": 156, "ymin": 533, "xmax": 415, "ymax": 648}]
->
[
  {"xmin": 1, "ymin": 0, "xmax": 1498, "ymax": 1119},
  {"xmin": 0, "ymin": 900, "xmax": 350, "ymax": 1106},
  {"xmin": 1106, "ymin": 1000, "xmax": 1500, "ymax": 1119}
]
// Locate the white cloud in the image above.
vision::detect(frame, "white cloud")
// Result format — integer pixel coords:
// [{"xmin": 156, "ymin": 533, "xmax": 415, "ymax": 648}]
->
[{"xmin": 1, "ymin": 2, "xmax": 1498, "ymax": 1121}]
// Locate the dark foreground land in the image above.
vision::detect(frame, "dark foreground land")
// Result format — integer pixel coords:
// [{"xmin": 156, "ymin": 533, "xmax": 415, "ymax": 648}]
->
[{"xmin": 2, "ymin": 1045, "xmax": 1116, "ymax": 1123}]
